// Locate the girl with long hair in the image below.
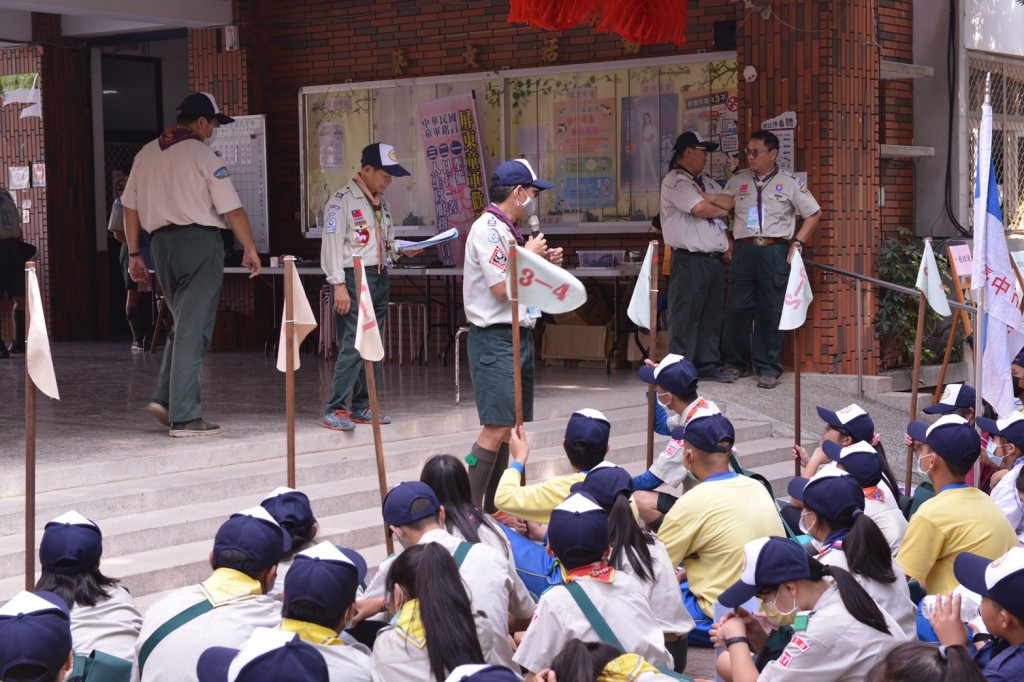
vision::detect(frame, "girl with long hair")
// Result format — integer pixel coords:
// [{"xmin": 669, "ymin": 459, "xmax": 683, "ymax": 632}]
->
[{"xmin": 420, "ymin": 454, "xmax": 511, "ymax": 557}]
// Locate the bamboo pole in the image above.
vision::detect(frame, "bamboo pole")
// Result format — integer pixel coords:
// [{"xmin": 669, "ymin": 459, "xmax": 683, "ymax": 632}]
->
[
  {"xmin": 906, "ymin": 292, "xmax": 928, "ymax": 495},
  {"xmin": 647, "ymin": 242, "xmax": 659, "ymax": 469},
  {"xmin": 24, "ymin": 260, "xmax": 36, "ymax": 590},
  {"xmin": 793, "ymin": 328, "xmax": 802, "ymax": 479},
  {"xmin": 284, "ymin": 256, "xmax": 296, "ymax": 488},
  {"xmin": 509, "ymin": 240, "xmax": 524, "ymax": 428}
]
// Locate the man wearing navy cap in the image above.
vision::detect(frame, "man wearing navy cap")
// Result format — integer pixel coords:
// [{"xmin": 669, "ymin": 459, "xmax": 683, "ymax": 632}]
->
[
  {"xmin": 654, "ymin": 409, "xmax": 784, "ymax": 647},
  {"xmin": 463, "ymin": 158, "xmax": 565, "ymax": 512},
  {"xmin": 122, "ymin": 91, "xmax": 261, "ymax": 437},
  {"xmin": 0, "ymin": 591, "xmax": 74, "ymax": 682},
  {"xmin": 660, "ymin": 132, "xmax": 734, "ymax": 383},
  {"xmin": 896, "ymin": 415, "xmax": 1017, "ymax": 597},
  {"xmin": 134, "ymin": 507, "xmax": 291, "ymax": 681},
  {"xmin": 321, "ymin": 142, "xmax": 412, "ymax": 432}
]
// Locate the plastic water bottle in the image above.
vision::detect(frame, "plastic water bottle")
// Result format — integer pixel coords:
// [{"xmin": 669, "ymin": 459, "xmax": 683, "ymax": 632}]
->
[{"xmin": 920, "ymin": 594, "xmax": 981, "ymax": 623}]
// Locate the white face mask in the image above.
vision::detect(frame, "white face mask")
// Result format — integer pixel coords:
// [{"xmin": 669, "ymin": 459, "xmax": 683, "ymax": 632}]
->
[
  {"xmin": 915, "ymin": 452, "xmax": 934, "ymax": 476},
  {"xmin": 987, "ymin": 440, "xmax": 1007, "ymax": 467},
  {"xmin": 519, "ymin": 190, "xmax": 538, "ymax": 218},
  {"xmin": 203, "ymin": 119, "xmax": 219, "ymax": 146},
  {"xmin": 656, "ymin": 391, "xmax": 672, "ymax": 407}
]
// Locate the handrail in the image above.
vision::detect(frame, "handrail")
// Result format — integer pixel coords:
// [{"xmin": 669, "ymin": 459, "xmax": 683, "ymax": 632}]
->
[{"xmin": 804, "ymin": 259, "xmax": 975, "ymax": 314}]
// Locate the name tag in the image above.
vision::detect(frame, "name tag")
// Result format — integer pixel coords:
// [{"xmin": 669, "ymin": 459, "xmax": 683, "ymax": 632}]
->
[
  {"xmin": 746, "ymin": 206, "xmax": 762, "ymax": 229},
  {"xmin": 712, "ymin": 218, "xmax": 728, "ymax": 231},
  {"xmin": 526, "ymin": 306, "xmax": 542, "ymax": 320}
]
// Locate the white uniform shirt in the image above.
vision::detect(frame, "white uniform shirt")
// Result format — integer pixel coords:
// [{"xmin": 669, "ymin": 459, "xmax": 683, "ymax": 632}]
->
[
  {"xmin": 815, "ymin": 545, "xmax": 917, "ymax": 639},
  {"xmin": 448, "ymin": 522, "xmax": 535, "ymax": 612},
  {"xmin": 121, "ymin": 135, "xmax": 242, "ymax": 231},
  {"xmin": 648, "ymin": 397, "xmax": 720, "ymax": 488},
  {"xmin": 865, "ymin": 480, "xmax": 908, "ymax": 555},
  {"xmin": 659, "ymin": 169, "xmax": 729, "ymax": 254},
  {"xmin": 617, "ymin": 539, "xmax": 695, "ymax": 637},
  {"xmin": 724, "ymin": 167, "xmax": 820, "ymax": 240},
  {"xmin": 321, "ymin": 180, "xmax": 396, "ymax": 284},
  {"xmin": 132, "ymin": 574, "xmax": 280, "ymax": 682},
  {"xmin": 370, "ymin": 611, "xmax": 497, "ymax": 682},
  {"xmin": 513, "ymin": 572, "xmax": 672, "ymax": 674},
  {"xmin": 991, "ymin": 463, "xmax": 1024, "ymax": 543},
  {"xmin": 71, "ymin": 584, "xmax": 142, "ymax": 662},
  {"xmin": 312, "ymin": 641, "xmax": 373, "ymax": 682},
  {"xmin": 759, "ymin": 583, "xmax": 906, "ymax": 681},
  {"xmin": 463, "ymin": 208, "xmax": 535, "ymax": 329}
]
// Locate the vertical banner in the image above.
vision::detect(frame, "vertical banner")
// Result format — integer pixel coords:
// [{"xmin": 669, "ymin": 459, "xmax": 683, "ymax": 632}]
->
[
  {"xmin": 553, "ymin": 86, "xmax": 616, "ymax": 212},
  {"xmin": 416, "ymin": 94, "xmax": 488, "ymax": 266}
]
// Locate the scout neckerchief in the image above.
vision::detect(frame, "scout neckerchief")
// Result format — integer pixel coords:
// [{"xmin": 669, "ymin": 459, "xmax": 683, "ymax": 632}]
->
[
  {"xmin": 158, "ymin": 127, "xmax": 202, "ymax": 151},
  {"xmin": 197, "ymin": 567, "xmax": 263, "ymax": 607},
  {"xmin": 483, "ymin": 204, "xmax": 526, "ymax": 245},
  {"xmin": 863, "ymin": 485, "xmax": 886, "ymax": 502},
  {"xmin": 752, "ymin": 164, "xmax": 781, "ymax": 234},
  {"xmin": 682, "ymin": 397, "xmax": 712, "ymax": 425},
  {"xmin": 562, "ymin": 560, "xmax": 615, "ymax": 584},
  {"xmin": 816, "ymin": 528, "xmax": 848, "ymax": 556},
  {"xmin": 353, "ymin": 174, "xmax": 387, "ymax": 273},
  {"xmin": 280, "ymin": 618, "xmax": 343, "ymax": 646},
  {"xmin": 393, "ymin": 598, "xmax": 427, "ymax": 649},
  {"xmin": 680, "ymin": 168, "xmax": 706, "ymax": 192},
  {"xmin": 600, "ymin": 653, "xmax": 660, "ymax": 681}
]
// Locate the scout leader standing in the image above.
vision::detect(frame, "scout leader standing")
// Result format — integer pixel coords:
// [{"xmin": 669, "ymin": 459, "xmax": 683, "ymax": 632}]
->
[
  {"xmin": 321, "ymin": 143, "xmax": 411, "ymax": 432},
  {"xmin": 707, "ymin": 130, "xmax": 821, "ymax": 390}
]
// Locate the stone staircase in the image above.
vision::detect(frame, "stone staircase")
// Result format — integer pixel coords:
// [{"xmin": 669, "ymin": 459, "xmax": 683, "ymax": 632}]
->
[{"xmin": 0, "ymin": 394, "xmax": 811, "ymax": 610}]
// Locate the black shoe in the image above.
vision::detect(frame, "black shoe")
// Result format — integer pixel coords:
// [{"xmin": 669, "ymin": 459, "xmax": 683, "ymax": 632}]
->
[
  {"xmin": 709, "ymin": 369, "xmax": 737, "ymax": 383},
  {"xmin": 757, "ymin": 374, "xmax": 780, "ymax": 389},
  {"xmin": 8, "ymin": 340, "xmax": 24, "ymax": 354},
  {"xmin": 169, "ymin": 418, "xmax": 222, "ymax": 438}
]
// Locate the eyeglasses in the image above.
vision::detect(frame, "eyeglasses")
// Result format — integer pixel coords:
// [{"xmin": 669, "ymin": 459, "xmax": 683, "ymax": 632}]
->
[{"xmin": 744, "ymin": 148, "xmax": 768, "ymax": 158}]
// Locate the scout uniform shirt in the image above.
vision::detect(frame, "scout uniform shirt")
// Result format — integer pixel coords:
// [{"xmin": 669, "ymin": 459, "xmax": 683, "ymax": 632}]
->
[
  {"xmin": 278, "ymin": 618, "xmax": 372, "ymax": 682},
  {"xmin": 759, "ymin": 583, "xmax": 906, "ymax": 681},
  {"xmin": 513, "ymin": 566, "xmax": 672, "ymax": 674},
  {"xmin": 70, "ymin": 584, "xmax": 143, "ymax": 663},
  {"xmin": 321, "ymin": 180, "xmax": 395, "ymax": 284},
  {"xmin": 463, "ymin": 208, "xmax": 536, "ymax": 329},
  {"xmin": 659, "ymin": 169, "xmax": 729, "ymax": 254},
  {"xmin": 494, "ymin": 469, "xmax": 586, "ymax": 524},
  {"xmin": 132, "ymin": 568, "xmax": 280, "ymax": 682},
  {"xmin": 121, "ymin": 130, "xmax": 242, "ymax": 231},
  {"xmin": 616, "ymin": 538, "xmax": 696, "ymax": 638},
  {"xmin": 989, "ymin": 461, "xmax": 1024, "ymax": 543},
  {"xmin": 724, "ymin": 167, "xmax": 820, "ymax": 241},
  {"xmin": 863, "ymin": 480, "xmax": 908, "ymax": 556},
  {"xmin": 648, "ymin": 396, "xmax": 720, "ymax": 489}
]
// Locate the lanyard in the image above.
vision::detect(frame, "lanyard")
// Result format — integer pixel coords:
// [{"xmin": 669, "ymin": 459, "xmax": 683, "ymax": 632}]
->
[
  {"xmin": 753, "ymin": 166, "xmax": 780, "ymax": 234},
  {"xmin": 483, "ymin": 205, "xmax": 525, "ymax": 245}
]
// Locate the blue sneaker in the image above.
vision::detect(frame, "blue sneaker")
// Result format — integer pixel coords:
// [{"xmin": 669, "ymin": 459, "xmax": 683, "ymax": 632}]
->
[
  {"xmin": 322, "ymin": 410, "xmax": 356, "ymax": 431},
  {"xmin": 351, "ymin": 407, "xmax": 392, "ymax": 424}
]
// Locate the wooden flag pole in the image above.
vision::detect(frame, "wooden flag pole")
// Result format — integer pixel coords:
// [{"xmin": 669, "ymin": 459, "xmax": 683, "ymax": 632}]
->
[
  {"xmin": 647, "ymin": 242, "xmax": 659, "ymax": 469},
  {"xmin": 24, "ymin": 261, "xmax": 36, "ymax": 590},
  {"xmin": 906, "ymin": 291, "xmax": 928, "ymax": 495},
  {"xmin": 793, "ymin": 327, "xmax": 802, "ymax": 478},
  {"xmin": 509, "ymin": 240, "xmax": 524, "ymax": 428},
  {"xmin": 355, "ymin": 257, "xmax": 394, "ymax": 555},
  {"xmin": 284, "ymin": 256, "xmax": 297, "ymax": 488}
]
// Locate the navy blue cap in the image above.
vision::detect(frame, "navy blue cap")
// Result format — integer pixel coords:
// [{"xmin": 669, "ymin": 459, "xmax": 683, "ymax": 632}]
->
[
  {"xmin": 816, "ymin": 404, "xmax": 875, "ymax": 443},
  {"xmin": 638, "ymin": 353, "xmax": 699, "ymax": 397},
  {"xmin": 382, "ymin": 481, "xmax": 440, "ymax": 527},
  {"xmin": 907, "ymin": 414, "xmax": 981, "ymax": 468},
  {"xmin": 787, "ymin": 470, "xmax": 865, "ymax": 525},
  {"xmin": 197, "ymin": 628, "xmax": 329, "ymax": 682},
  {"xmin": 39, "ymin": 511, "xmax": 103, "ymax": 575},
  {"xmin": 954, "ymin": 547, "xmax": 1024, "ymax": 623},
  {"xmin": 565, "ymin": 409, "xmax": 611, "ymax": 450},
  {"xmin": 670, "ymin": 408, "xmax": 734, "ymax": 453},
  {"xmin": 284, "ymin": 542, "xmax": 366, "ymax": 624},
  {"xmin": 719, "ymin": 537, "xmax": 813, "ymax": 608},
  {"xmin": 570, "ymin": 461, "xmax": 632, "ymax": 510},
  {"xmin": 261, "ymin": 487, "xmax": 316, "ymax": 541},
  {"xmin": 491, "ymin": 158, "xmax": 553, "ymax": 190},
  {"xmin": 924, "ymin": 383, "xmax": 976, "ymax": 414},
  {"xmin": 443, "ymin": 665, "xmax": 522, "ymax": 682},
  {"xmin": 0, "ymin": 591, "xmax": 72, "ymax": 681},
  {"xmin": 547, "ymin": 492, "xmax": 609, "ymax": 569},
  {"xmin": 214, "ymin": 507, "xmax": 292, "ymax": 573},
  {"xmin": 1015, "ymin": 349, "xmax": 1024, "ymax": 368},
  {"xmin": 178, "ymin": 92, "xmax": 234, "ymax": 125},
  {"xmin": 360, "ymin": 143, "xmax": 411, "ymax": 177},
  {"xmin": 673, "ymin": 131, "xmax": 718, "ymax": 154},
  {"xmin": 821, "ymin": 440, "xmax": 884, "ymax": 488},
  {"xmin": 977, "ymin": 413, "xmax": 1024, "ymax": 452}
]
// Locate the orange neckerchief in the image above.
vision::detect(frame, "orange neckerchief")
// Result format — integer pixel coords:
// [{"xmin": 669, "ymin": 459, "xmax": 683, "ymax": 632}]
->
[
  {"xmin": 863, "ymin": 486, "xmax": 885, "ymax": 502},
  {"xmin": 563, "ymin": 560, "xmax": 615, "ymax": 584}
]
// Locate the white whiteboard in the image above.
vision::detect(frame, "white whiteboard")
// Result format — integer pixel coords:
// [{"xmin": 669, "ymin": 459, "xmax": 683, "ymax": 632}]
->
[{"xmin": 210, "ymin": 114, "xmax": 270, "ymax": 253}]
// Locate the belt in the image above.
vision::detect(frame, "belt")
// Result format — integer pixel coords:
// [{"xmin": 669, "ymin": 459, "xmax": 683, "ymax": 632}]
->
[
  {"xmin": 150, "ymin": 224, "xmax": 221, "ymax": 236},
  {"xmin": 744, "ymin": 236, "xmax": 788, "ymax": 247},
  {"xmin": 673, "ymin": 249, "xmax": 723, "ymax": 259}
]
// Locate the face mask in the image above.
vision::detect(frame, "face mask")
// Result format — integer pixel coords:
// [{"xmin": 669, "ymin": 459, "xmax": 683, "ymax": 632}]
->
[
  {"xmin": 203, "ymin": 120, "xmax": 219, "ymax": 146},
  {"xmin": 656, "ymin": 391, "xmax": 672, "ymax": 407},
  {"xmin": 519, "ymin": 191, "xmax": 538, "ymax": 217},
  {"xmin": 798, "ymin": 512, "xmax": 815, "ymax": 536},
  {"xmin": 762, "ymin": 587, "xmax": 799, "ymax": 627},
  {"xmin": 987, "ymin": 440, "xmax": 1007, "ymax": 467},
  {"xmin": 915, "ymin": 452, "xmax": 934, "ymax": 476}
]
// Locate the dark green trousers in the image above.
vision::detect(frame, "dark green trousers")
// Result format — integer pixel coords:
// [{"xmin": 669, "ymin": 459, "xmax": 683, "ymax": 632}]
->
[
  {"xmin": 722, "ymin": 240, "xmax": 790, "ymax": 378},
  {"xmin": 668, "ymin": 250, "xmax": 725, "ymax": 377},
  {"xmin": 325, "ymin": 268, "xmax": 389, "ymax": 414}
]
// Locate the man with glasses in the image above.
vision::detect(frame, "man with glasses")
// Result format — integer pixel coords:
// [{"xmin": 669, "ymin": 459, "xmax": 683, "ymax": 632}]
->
[
  {"xmin": 708, "ymin": 130, "xmax": 821, "ymax": 389},
  {"xmin": 659, "ymin": 132, "xmax": 734, "ymax": 383}
]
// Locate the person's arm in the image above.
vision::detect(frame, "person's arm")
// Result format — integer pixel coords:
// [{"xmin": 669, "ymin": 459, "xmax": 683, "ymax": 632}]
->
[
  {"xmin": 223, "ymin": 207, "xmax": 260, "ymax": 279},
  {"xmin": 321, "ymin": 194, "xmax": 352, "ymax": 315},
  {"xmin": 716, "ymin": 616, "xmax": 759, "ymax": 682},
  {"xmin": 123, "ymin": 207, "xmax": 149, "ymax": 283},
  {"xmin": 494, "ymin": 473, "xmax": 577, "ymax": 524},
  {"xmin": 663, "ymin": 177, "xmax": 729, "ymax": 220},
  {"xmin": 632, "ymin": 470, "xmax": 665, "ymax": 491}
]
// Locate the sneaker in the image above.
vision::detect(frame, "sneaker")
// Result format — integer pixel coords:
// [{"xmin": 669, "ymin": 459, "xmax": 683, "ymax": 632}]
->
[
  {"xmin": 169, "ymin": 418, "xmax": 221, "ymax": 437},
  {"xmin": 322, "ymin": 410, "xmax": 356, "ymax": 432},
  {"xmin": 8, "ymin": 340, "xmax": 24, "ymax": 354},
  {"xmin": 146, "ymin": 401, "xmax": 171, "ymax": 427},
  {"xmin": 707, "ymin": 369, "xmax": 736, "ymax": 384},
  {"xmin": 351, "ymin": 407, "xmax": 392, "ymax": 424},
  {"xmin": 131, "ymin": 341, "xmax": 145, "ymax": 352},
  {"xmin": 722, "ymin": 367, "xmax": 753, "ymax": 380},
  {"xmin": 757, "ymin": 374, "xmax": 780, "ymax": 389}
]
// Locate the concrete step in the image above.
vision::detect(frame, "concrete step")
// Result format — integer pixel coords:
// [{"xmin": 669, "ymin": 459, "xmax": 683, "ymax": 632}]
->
[{"xmin": 874, "ymin": 391, "xmax": 914, "ymax": 413}]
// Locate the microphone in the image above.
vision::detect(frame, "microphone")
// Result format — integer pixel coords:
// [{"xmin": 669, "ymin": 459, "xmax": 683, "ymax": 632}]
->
[{"xmin": 528, "ymin": 215, "xmax": 541, "ymax": 240}]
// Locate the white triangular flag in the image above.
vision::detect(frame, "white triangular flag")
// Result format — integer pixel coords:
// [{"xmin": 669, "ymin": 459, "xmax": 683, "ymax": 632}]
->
[
  {"xmin": 627, "ymin": 243, "xmax": 655, "ymax": 329},
  {"xmin": 275, "ymin": 264, "xmax": 318, "ymax": 372},
  {"xmin": 915, "ymin": 239, "xmax": 951, "ymax": 317},
  {"xmin": 778, "ymin": 250, "xmax": 813, "ymax": 331},
  {"xmin": 25, "ymin": 266, "xmax": 59, "ymax": 399},
  {"xmin": 355, "ymin": 260, "xmax": 385, "ymax": 362},
  {"xmin": 508, "ymin": 245, "xmax": 586, "ymax": 314}
]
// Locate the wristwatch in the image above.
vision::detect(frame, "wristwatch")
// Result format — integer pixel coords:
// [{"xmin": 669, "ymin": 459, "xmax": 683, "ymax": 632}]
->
[
  {"xmin": 792, "ymin": 238, "xmax": 805, "ymax": 248},
  {"xmin": 725, "ymin": 636, "xmax": 752, "ymax": 651},
  {"xmin": 128, "ymin": 251, "xmax": 142, "ymax": 257}
]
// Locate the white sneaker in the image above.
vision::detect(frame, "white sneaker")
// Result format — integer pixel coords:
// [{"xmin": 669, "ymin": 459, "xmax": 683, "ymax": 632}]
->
[{"xmin": 131, "ymin": 341, "xmax": 145, "ymax": 352}]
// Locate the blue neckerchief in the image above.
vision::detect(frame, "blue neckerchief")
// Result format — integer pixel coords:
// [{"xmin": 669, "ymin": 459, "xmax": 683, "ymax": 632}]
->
[{"xmin": 822, "ymin": 528, "xmax": 848, "ymax": 551}]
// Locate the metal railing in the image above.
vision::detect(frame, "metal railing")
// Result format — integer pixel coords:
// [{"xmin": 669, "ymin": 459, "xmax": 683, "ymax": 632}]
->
[{"xmin": 803, "ymin": 259, "xmax": 975, "ymax": 397}]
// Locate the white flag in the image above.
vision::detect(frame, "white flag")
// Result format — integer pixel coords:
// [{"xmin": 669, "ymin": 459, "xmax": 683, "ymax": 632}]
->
[
  {"xmin": 25, "ymin": 266, "xmax": 59, "ymax": 399},
  {"xmin": 971, "ymin": 94, "xmax": 1024, "ymax": 416},
  {"xmin": 509, "ymin": 245, "xmax": 587, "ymax": 314},
  {"xmin": 354, "ymin": 260, "xmax": 385, "ymax": 362},
  {"xmin": 915, "ymin": 239, "xmax": 951, "ymax": 317},
  {"xmin": 627, "ymin": 243, "xmax": 655, "ymax": 329},
  {"xmin": 275, "ymin": 264, "xmax": 318, "ymax": 372},
  {"xmin": 778, "ymin": 250, "xmax": 813, "ymax": 330}
]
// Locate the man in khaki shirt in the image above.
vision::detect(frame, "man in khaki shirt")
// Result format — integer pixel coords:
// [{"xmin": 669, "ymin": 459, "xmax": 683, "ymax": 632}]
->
[{"xmin": 709, "ymin": 130, "xmax": 820, "ymax": 389}]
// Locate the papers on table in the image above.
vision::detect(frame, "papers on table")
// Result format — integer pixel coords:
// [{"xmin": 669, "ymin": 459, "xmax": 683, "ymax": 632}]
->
[{"xmin": 396, "ymin": 228, "xmax": 459, "ymax": 251}]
